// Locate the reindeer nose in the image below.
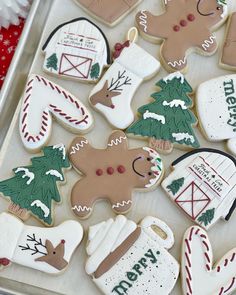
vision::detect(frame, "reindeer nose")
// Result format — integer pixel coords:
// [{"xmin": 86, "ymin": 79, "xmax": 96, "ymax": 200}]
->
[
  {"xmin": 111, "ymin": 104, "xmax": 115, "ymax": 109},
  {"xmin": 61, "ymin": 239, "xmax": 65, "ymax": 244}
]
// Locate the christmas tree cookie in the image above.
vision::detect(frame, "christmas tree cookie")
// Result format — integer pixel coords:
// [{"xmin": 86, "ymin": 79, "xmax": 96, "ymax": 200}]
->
[
  {"xmin": 162, "ymin": 148, "xmax": 236, "ymax": 230},
  {"xmin": 0, "ymin": 144, "xmax": 70, "ymax": 226},
  {"xmin": 127, "ymin": 72, "xmax": 199, "ymax": 154}
]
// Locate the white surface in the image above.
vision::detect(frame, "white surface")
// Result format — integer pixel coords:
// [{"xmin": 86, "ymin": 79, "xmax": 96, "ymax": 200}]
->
[{"xmin": 0, "ymin": 0, "xmax": 236, "ymax": 294}]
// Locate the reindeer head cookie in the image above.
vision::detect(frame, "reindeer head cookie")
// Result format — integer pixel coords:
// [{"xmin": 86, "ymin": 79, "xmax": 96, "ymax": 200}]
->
[
  {"xmin": 69, "ymin": 131, "xmax": 163, "ymax": 218},
  {"xmin": 136, "ymin": 0, "xmax": 228, "ymax": 72}
]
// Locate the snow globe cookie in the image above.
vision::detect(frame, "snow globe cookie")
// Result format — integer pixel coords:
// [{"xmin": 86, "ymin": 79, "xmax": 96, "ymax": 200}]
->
[
  {"xmin": 89, "ymin": 27, "xmax": 160, "ymax": 130},
  {"xmin": 127, "ymin": 72, "xmax": 199, "ymax": 154},
  {"xmin": 0, "ymin": 212, "xmax": 83, "ymax": 274},
  {"xmin": 196, "ymin": 74, "xmax": 236, "ymax": 156},
  {"xmin": 162, "ymin": 148, "xmax": 236, "ymax": 230},
  {"xmin": 69, "ymin": 130, "xmax": 163, "ymax": 219},
  {"xmin": 0, "ymin": 144, "xmax": 70, "ymax": 226},
  {"xmin": 42, "ymin": 17, "xmax": 111, "ymax": 83},
  {"xmin": 85, "ymin": 215, "xmax": 179, "ymax": 295}
]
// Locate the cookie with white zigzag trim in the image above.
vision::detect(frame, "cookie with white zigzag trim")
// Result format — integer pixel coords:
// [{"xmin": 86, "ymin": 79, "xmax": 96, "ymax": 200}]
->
[{"xmin": 68, "ymin": 130, "xmax": 164, "ymax": 219}]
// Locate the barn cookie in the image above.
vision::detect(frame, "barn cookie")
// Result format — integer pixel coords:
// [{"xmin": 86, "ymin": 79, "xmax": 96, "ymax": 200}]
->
[
  {"xmin": 127, "ymin": 72, "xmax": 199, "ymax": 154},
  {"xmin": 69, "ymin": 130, "xmax": 163, "ymax": 219},
  {"xmin": 196, "ymin": 75, "xmax": 236, "ymax": 156},
  {"xmin": 221, "ymin": 13, "xmax": 236, "ymax": 70},
  {"xmin": 74, "ymin": 0, "xmax": 142, "ymax": 27},
  {"xmin": 89, "ymin": 27, "xmax": 160, "ymax": 129},
  {"xmin": 162, "ymin": 148, "xmax": 236, "ymax": 230},
  {"xmin": 136, "ymin": 0, "xmax": 228, "ymax": 72},
  {"xmin": 0, "ymin": 144, "xmax": 70, "ymax": 226},
  {"xmin": 20, "ymin": 74, "xmax": 93, "ymax": 152},
  {"xmin": 182, "ymin": 226, "xmax": 236, "ymax": 295},
  {"xmin": 86, "ymin": 215, "xmax": 179, "ymax": 295},
  {"xmin": 0, "ymin": 212, "xmax": 83, "ymax": 274},
  {"xmin": 42, "ymin": 17, "xmax": 110, "ymax": 82}
]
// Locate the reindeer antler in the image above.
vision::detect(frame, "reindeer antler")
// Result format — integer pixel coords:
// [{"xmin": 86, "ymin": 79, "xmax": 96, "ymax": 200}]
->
[
  {"xmin": 19, "ymin": 234, "xmax": 47, "ymax": 256},
  {"xmin": 108, "ymin": 70, "xmax": 132, "ymax": 92}
]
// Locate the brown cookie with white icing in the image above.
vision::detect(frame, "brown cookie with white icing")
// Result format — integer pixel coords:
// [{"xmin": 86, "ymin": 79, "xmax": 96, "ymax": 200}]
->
[
  {"xmin": 136, "ymin": 0, "xmax": 228, "ymax": 73},
  {"xmin": 221, "ymin": 12, "xmax": 236, "ymax": 70},
  {"xmin": 68, "ymin": 130, "xmax": 163, "ymax": 219}
]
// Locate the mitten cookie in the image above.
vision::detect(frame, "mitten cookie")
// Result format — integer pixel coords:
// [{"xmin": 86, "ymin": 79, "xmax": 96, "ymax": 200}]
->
[
  {"xmin": 0, "ymin": 144, "xmax": 70, "ymax": 226},
  {"xmin": 127, "ymin": 72, "xmax": 199, "ymax": 154},
  {"xmin": 162, "ymin": 148, "xmax": 236, "ymax": 230},
  {"xmin": 136, "ymin": 0, "xmax": 228, "ymax": 72},
  {"xmin": 221, "ymin": 13, "xmax": 236, "ymax": 70},
  {"xmin": 182, "ymin": 226, "xmax": 236, "ymax": 295},
  {"xmin": 0, "ymin": 212, "xmax": 83, "ymax": 274},
  {"xmin": 89, "ymin": 27, "xmax": 160, "ymax": 129},
  {"xmin": 86, "ymin": 215, "xmax": 179, "ymax": 295},
  {"xmin": 73, "ymin": 0, "xmax": 142, "ymax": 27},
  {"xmin": 20, "ymin": 74, "xmax": 93, "ymax": 152},
  {"xmin": 196, "ymin": 75, "xmax": 236, "ymax": 155},
  {"xmin": 42, "ymin": 17, "xmax": 111, "ymax": 82},
  {"xmin": 69, "ymin": 130, "xmax": 163, "ymax": 219}
]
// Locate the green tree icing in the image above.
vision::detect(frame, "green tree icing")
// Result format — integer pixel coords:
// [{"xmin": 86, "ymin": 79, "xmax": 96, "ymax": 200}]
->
[
  {"xmin": 0, "ymin": 145, "xmax": 70, "ymax": 225},
  {"xmin": 167, "ymin": 178, "xmax": 185, "ymax": 195},
  {"xmin": 46, "ymin": 53, "xmax": 58, "ymax": 71},
  {"xmin": 198, "ymin": 208, "xmax": 215, "ymax": 227},
  {"xmin": 90, "ymin": 63, "xmax": 100, "ymax": 80},
  {"xmin": 127, "ymin": 75, "xmax": 200, "ymax": 148}
]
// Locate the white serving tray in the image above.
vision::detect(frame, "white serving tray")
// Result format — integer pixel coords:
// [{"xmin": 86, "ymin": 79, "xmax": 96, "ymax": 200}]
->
[{"xmin": 0, "ymin": 0, "xmax": 236, "ymax": 294}]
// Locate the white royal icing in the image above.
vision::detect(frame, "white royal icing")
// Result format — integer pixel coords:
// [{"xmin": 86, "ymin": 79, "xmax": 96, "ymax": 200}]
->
[
  {"xmin": 201, "ymin": 35, "xmax": 216, "ymax": 51},
  {"xmin": 15, "ymin": 168, "xmax": 35, "ymax": 185},
  {"xmin": 172, "ymin": 132, "xmax": 195, "ymax": 143},
  {"xmin": 163, "ymin": 99, "xmax": 187, "ymax": 109},
  {"xmin": 163, "ymin": 72, "xmax": 185, "ymax": 84},
  {"xmin": 53, "ymin": 144, "xmax": 66, "ymax": 160},
  {"xmin": 45, "ymin": 170, "xmax": 63, "ymax": 180},
  {"xmin": 19, "ymin": 74, "xmax": 93, "ymax": 152},
  {"xmin": 143, "ymin": 110, "xmax": 165, "ymax": 124},
  {"xmin": 31, "ymin": 200, "xmax": 50, "ymax": 218},
  {"xmin": 0, "ymin": 212, "xmax": 83, "ymax": 274}
]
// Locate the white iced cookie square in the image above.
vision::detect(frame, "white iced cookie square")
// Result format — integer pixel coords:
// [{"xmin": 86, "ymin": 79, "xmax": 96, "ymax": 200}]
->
[
  {"xmin": 162, "ymin": 148, "xmax": 236, "ymax": 230},
  {"xmin": 85, "ymin": 215, "xmax": 179, "ymax": 295}
]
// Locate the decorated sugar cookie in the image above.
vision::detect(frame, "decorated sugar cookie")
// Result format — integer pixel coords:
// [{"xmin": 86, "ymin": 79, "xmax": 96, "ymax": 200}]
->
[
  {"xmin": 162, "ymin": 148, "xmax": 236, "ymax": 230},
  {"xmin": 182, "ymin": 226, "xmax": 236, "ymax": 295},
  {"xmin": 69, "ymin": 130, "xmax": 163, "ymax": 219},
  {"xmin": 196, "ymin": 75, "xmax": 236, "ymax": 155},
  {"xmin": 0, "ymin": 212, "xmax": 83, "ymax": 274},
  {"xmin": 86, "ymin": 215, "xmax": 179, "ymax": 295},
  {"xmin": 19, "ymin": 74, "xmax": 93, "ymax": 152},
  {"xmin": 42, "ymin": 17, "xmax": 111, "ymax": 82},
  {"xmin": 89, "ymin": 27, "xmax": 160, "ymax": 130},
  {"xmin": 74, "ymin": 0, "xmax": 142, "ymax": 27},
  {"xmin": 0, "ymin": 144, "xmax": 70, "ymax": 226},
  {"xmin": 221, "ymin": 13, "xmax": 236, "ymax": 70},
  {"xmin": 127, "ymin": 72, "xmax": 199, "ymax": 154},
  {"xmin": 136, "ymin": 0, "xmax": 228, "ymax": 72}
]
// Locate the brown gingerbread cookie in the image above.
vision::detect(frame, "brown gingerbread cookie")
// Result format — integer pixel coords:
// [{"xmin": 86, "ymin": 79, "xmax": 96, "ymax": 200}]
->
[
  {"xmin": 221, "ymin": 12, "xmax": 236, "ymax": 70},
  {"xmin": 69, "ymin": 131, "xmax": 164, "ymax": 219},
  {"xmin": 136, "ymin": 0, "xmax": 228, "ymax": 72}
]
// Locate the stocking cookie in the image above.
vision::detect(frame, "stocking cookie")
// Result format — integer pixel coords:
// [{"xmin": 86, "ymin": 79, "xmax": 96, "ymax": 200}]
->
[
  {"xmin": 221, "ymin": 13, "xmax": 236, "ymax": 70},
  {"xmin": 182, "ymin": 226, "xmax": 236, "ymax": 295},
  {"xmin": 89, "ymin": 27, "xmax": 160, "ymax": 129},
  {"xmin": 42, "ymin": 17, "xmax": 111, "ymax": 82},
  {"xmin": 0, "ymin": 212, "xmax": 83, "ymax": 274},
  {"xmin": 196, "ymin": 75, "xmax": 236, "ymax": 156},
  {"xmin": 20, "ymin": 74, "xmax": 93, "ymax": 152},
  {"xmin": 74, "ymin": 0, "xmax": 142, "ymax": 27},
  {"xmin": 136, "ymin": 0, "xmax": 228, "ymax": 72},
  {"xmin": 162, "ymin": 148, "xmax": 236, "ymax": 230},
  {"xmin": 69, "ymin": 130, "xmax": 163, "ymax": 219},
  {"xmin": 127, "ymin": 72, "xmax": 199, "ymax": 154},
  {"xmin": 86, "ymin": 215, "xmax": 179, "ymax": 295},
  {"xmin": 0, "ymin": 144, "xmax": 70, "ymax": 226}
]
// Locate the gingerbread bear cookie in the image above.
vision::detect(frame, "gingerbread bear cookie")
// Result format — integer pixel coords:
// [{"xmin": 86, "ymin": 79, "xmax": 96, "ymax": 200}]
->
[
  {"xmin": 69, "ymin": 131, "xmax": 163, "ymax": 219},
  {"xmin": 74, "ymin": 0, "xmax": 142, "ymax": 27},
  {"xmin": 86, "ymin": 215, "xmax": 179, "ymax": 295},
  {"xmin": 162, "ymin": 148, "xmax": 236, "ymax": 230},
  {"xmin": 89, "ymin": 27, "xmax": 160, "ymax": 129},
  {"xmin": 0, "ymin": 212, "xmax": 83, "ymax": 274},
  {"xmin": 136, "ymin": 0, "xmax": 228, "ymax": 72},
  {"xmin": 182, "ymin": 226, "xmax": 236, "ymax": 295},
  {"xmin": 221, "ymin": 12, "xmax": 236, "ymax": 70}
]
